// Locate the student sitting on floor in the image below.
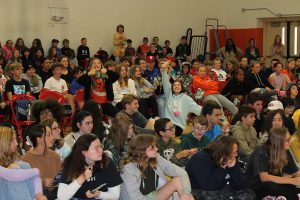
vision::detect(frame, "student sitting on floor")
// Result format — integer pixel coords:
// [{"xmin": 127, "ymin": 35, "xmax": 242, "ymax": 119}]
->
[
  {"xmin": 180, "ymin": 115, "xmax": 210, "ymax": 152},
  {"xmin": 155, "ymin": 118, "xmax": 192, "ymax": 167}
]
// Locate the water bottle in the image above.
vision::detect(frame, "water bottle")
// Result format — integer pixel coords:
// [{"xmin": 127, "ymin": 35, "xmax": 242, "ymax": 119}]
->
[{"xmin": 27, "ymin": 104, "xmax": 31, "ymax": 121}]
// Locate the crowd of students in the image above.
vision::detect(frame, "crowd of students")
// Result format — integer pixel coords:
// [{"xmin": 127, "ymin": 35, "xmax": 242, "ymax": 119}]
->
[{"xmin": 0, "ymin": 28, "xmax": 300, "ymax": 200}]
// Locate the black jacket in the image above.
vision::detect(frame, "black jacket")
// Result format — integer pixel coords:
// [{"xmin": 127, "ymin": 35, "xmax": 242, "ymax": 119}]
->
[{"xmin": 244, "ymin": 72, "xmax": 274, "ymax": 93}]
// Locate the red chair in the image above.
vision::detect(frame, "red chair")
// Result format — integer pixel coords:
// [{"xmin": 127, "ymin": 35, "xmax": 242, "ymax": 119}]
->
[
  {"xmin": 39, "ymin": 90, "xmax": 71, "ymax": 130},
  {"xmin": 75, "ymin": 89, "xmax": 84, "ymax": 109},
  {"xmin": 9, "ymin": 94, "xmax": 36, "ymax": 143}
]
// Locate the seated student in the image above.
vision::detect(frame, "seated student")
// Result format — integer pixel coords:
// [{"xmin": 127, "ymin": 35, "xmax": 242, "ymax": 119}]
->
[
  {"xmin": 283, "ymin": 58, "xmax": 297, "ymax": 83},
  {"xmin": 82, "ymin": 100, "xmax": 106, "ymax": 141},
  {"xmin": 69, "ymin": 66, "xmax": 84, "ymax": 95},
  {"xmin": 124, "ymin": 39, "xmax": 136, "ymax": 65},
  {"xmin": 22, "ymin": 65, "xmax": 43, "ymax": 99},
  {"xmin": 175, "ymin": 36, "xmax": 191, "ymax": 65},
  {"xmin": 160, "ymin": 60, "xmax": 202, "ymax": 136},
  {"xmin": 246, "ymin": 127, "xmax": 300, "ymax": 199},
  {"xmin": 189, "ymin": 59, "xmax": 200, "ymax": 76},
  {"xmin": 178, "ymin": 62, "xmax": 193, "ymax": 97},
  {"xmin": 191, "ymin": 64, "xmax": 238, "ymax": 116},
  {"xmin": 186, "ymin": 135, "xmax": 255, "ymax": 200},
  {"xmin": 212, "ymin": 58, "xmax": 227, "ymax": 81},
  {"xmin": 180, "ymin": 115, "xmax": 210, "ymax": 152},
  {"xmin": 64, "ymin": 110, "xmax": 93, "ymax": 148},
  {"xmin": 57, "ymin": 134, "xmax": 123, "ymax": 200},
  {"xmin": 37, "ymin": 57, "xmax": 53, "ymax": 85},
  {"xmin": 291, "ymin": 111, "xmax": 300, "ymax": 165},
  {"xmin": 269, "ymin": 62, "xmax": 288, "ymax": 91},
  {"xmin": 103, "ymin": 114, "xmax": 137, "ymax": 170},
  {"xmin": 281, "ymin": 82, "xmax": 300, "ymax": 109},
  {"xmin": 0, "ymin": 126, "xmax": 46, "ymax": 200},
  {"xmin": 120, "ymin": 134, "xmax": 194, "ymax": 200},
  {"xmin": 77, "ymin": 57, "xmax": 119, "ymax": 117},
  {"xmin": 44, "ymin": 62, "xmax": 75, "ymax": 114},
  {"xmin": 128, "ymin": 64, "xmax": 158, "ymax": 118},
  {"xmin": 221, "ymin": 69, "xmax": 246, "ymax": 104},
  {"xmin": 155, "ymin": 118, "xmax": 192, "ymax": 167},
  {"xmin": 232, "ymin": 105, "xmax": 258, "ymax": 161},
  {"xmin": 240, "ymin": 57, "xmax": 250, "ymax": 74},
  {"xmin": 116, "ymin": 94, "xmax": 155, "ymax": 134},
  {"xmin": 112, "ymin": 64, "xmax": 137, "ymax": 109},
  {"xmin": 40, "ymin": 118, "xmax": 71, "ymax": 161},
  {"xmin": 59, "ymin": 55, "xmax": 74, "ymax": 84},
  {"xmin": 21, "ymin": 125, "xmax": 61, "ymax": 200},
  {"xmin": 4, "ymin": 63, "xmax": 30, "ymax": 100},
  {"xmin": 201, "ymin": 100, "xmax": 223, "ymax": 142}
]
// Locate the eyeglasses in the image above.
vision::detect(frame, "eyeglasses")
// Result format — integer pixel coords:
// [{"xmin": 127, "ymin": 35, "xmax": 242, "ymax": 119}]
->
[
  {"xmin": 165, "ymin": 125, "xmax": 175, "ymax": 131},
  {"xmin": 193, "ymin": 127, "xmax": 207, "ymax": 132},
  {"xmin": 88, "ymin": 145, "xmax": 103, "ymax": 151}
]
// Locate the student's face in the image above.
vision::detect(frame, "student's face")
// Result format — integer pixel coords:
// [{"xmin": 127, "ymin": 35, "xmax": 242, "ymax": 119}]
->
[
  {"xmin": 251, "ymin": 100, "xmax": 263, "ymax": 114},
  {"xmin": 83, "ymin": 139, "xmax": 103, "ymax": 162},
  {"xmin": 10, "ymin": 133, "xmax": 18, "ymax": 153},
  {"xmin": 296, "ymin": 59, "xmax": 300, "ymax": 67},
  {"xmin": 42, "ymin": 60, "xmax": 51, "ymax": 70},
  {"xmin": 226, "ymin": 62, "xmax": 234, "ymax": 70},
  {"xmin": 161, "ymin": 122, "xmax": 175, "ymax": 139},
  {"xmin": 45, "ymin": 126, "xmax": 54, "ymax": 148},
  {"xmin": 17, "ymin": 39, "xmax": 24, "ymax": 46},
  {"xmin": 192, "ymin": 62, "xmax": 200, "ymax": 70},
  {"xmin": 7, "ymin": 40, "xmax": 13, "ymax": 48},
  {"xmin": 153, "ymin": 37, "xmax": 159, "ymax": 44},
  {"xmin": 241, "ymin": 58, "xmax": 248, "ymax": 66},
  {"xmin": 120, "ymin": 66, "xmax": 127, "ymax": 78},
  {"xmin": 162, "ymin": 48, "xmax": 167, "ymax": 54},
  {"xmin": 32, "ymin": 40, "xmax": 38, "ymax": 47},
  {"xmin": 150, "ymin": 44, "xmax": 156, "ymax": 51},
  {"xmin": 51, "ymin": 121, "xmax": 61, "ymax": 140},
  {"xmin": 26, "ymin": 68, "xmax": 36, "ymax": 76},
  {"xmin": 143, "ymin": 39, "xmax": 148, "ymax": 44},
  {"xmin": 91, "ymin": 59, "xmax": 102, "ymax": 71},
  {"xmin": 146, "ymin": 143, "xmax": 158, "ymax": 158},
  {"xmin": 52, "ymin": 48, "xmax": 57, "ymax": 55},
  {"xmin": 243, "ymin": 113, "xmax": 256, "ymax": 127},
  {"xmin": 284, "ymin": 131, "xmax": 292, "ymax": 150},
  {"xmin": 214, "ymin": 61, "xmax": 222, "ymax": 69},
  {"xmin": 197, "ymin": 66, "xmax": 207, "ymax": 77},
  {"xmin": 272, "ymin": 113, "xmax": 283, "ymax": 129},
  {"xmin": 12, "ymin": 68, "xmax": 22, "ymax": 77},
  {"xmin": 236, "ymin": 71, "xmax": 244, "ymax": 82},
  {"xmin": 193, "ymin": 123, "xmax": 207, "ymax": 140},
  {"xmin": 183, "ymin": 65, "xmax": 189, "ymax": 74},
  {"xmin": 77, "ymin": 116, "xmax": 93, "ymax": 134},
  {"xmin": 181, "ymin": 38, "xmax": 187, "ymax": 45},
  {"xmin": 275, "ymin": 64, "xmax": 283, "ymax": 73},
  {"xmin": 53, "ymin": 67, "xmax": 62, "ymax": 77},
  {"xmin": 39, "ymin": 109, "xmax": 53, "ymax": 121},
  {"xmin": 63, "ymin": 41, "xmax": 69, "ymax": 48},
  {"xmin": 165, "ymin": 41, "xmax": 170, "ymax": 47},
  {"xmin": 13, "ymin": 50, "xmax": 20, "ymax": 58},
  {"xmin": 81, "ymin": 39, "xmax": 87, "ymax": 46},
  {"xmin": 52, "ymin": 42, "xmax": 58, "ymax": 48},
  {"xmin": 251, "ymin": 64, "xmax": 261, "ymax": 74},
  {"xmin": 134, "ymin": 67, "xmax": 142, "ymax": 78},
  {"xmin": 117, "ymin": 26, "xmax": 124, "ymax": 33},
  {"xmin": 139, "ymin": 60, "xmax": 147, "ymax": 71},
  {"xmin": 288, "ymin": 61, "xmax": 295, "ymax": 70},
  {"xmin": 290, "ymin": 85, "xmax": 298, "ymax": 96},
  {"xmin": 207, "ymin": 109, "xmax": 222, "ymax": 125},
  {"xmin": 249, "ymin": 40, "xmax": 255, "ymax": 47},
  {"xmin": 24, "ymin": 51, "xmax": 30, "ymax": 57},
  {"xmin": 147, "ymin": 61, "xmax": 155, "ymax": 69},
  {"xmin": 122, "ymin": 61, "xmax": 130, "ymax": 68},
  {"xmin": 127, "ymin": 99, "xmax": 139, "ymax": 113},
  {"xmin": 36, "ymin": 50, "xmax": 43, "ymax": 57},
  {"xmin": 61, "ymin": 58, "xmax": 69, "ymax": 68},
  {"xmin": 172, "ymin": 81, "xmax": 182, "ymax": 94},
  {"xmin": 228, "ymin": 143, "xmax": 238, "ymax": 161}
]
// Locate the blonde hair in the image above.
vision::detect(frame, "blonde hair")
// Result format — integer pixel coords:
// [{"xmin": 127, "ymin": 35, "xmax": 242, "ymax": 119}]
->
[
  {"xmin": 0, "ymin": 127, "xmax": 19, "ymax": 167},
  {"xmin": 116, "ymin": 64, "xmax": 128, "ymax": 88},
  {"xmin": 120, "ymin": 134, "xmax": 157, "ymax": 177},
  {"xmin": 128, "ymin": 65, "xmax": 145, "ymax": 87}
]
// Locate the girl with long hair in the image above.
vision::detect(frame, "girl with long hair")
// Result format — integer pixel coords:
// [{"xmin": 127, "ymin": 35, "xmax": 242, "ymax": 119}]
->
[
  {"xmin": 246, "ymin": 127, "xmax": 300, "ymax": 199},
  {"xmin": 245, "ymin": 38, "xmax": 260, "ymax": 62},
  {"xmin": 216, "ymin": 38, "xmax": 242, "ymax": 67},
  {"xmin": 21, "ymin": 124, "xmax": 61, "ymax": 200},
  {"xmin": 30, "ymin": 38, "xmax": 44, "ymax": 59},
  {"xmin": 129, "ymin": 64, "xmax": 158, "ymax": 118},
  {"xmin": 40, "ymin": 118, "xmax": 71, "ymax": 160},
  {"xmin": 104, "ymin": 114, "xmax": 137, "ymax": 169},
  {"xmin": 57, "ymin": 134, "xmax": 123, "ymax": 200},
  {"xmin": 32, "ymin": 47, "xmax": 44, "ymax": 69},
  {"xmin": 15, "ymin": 37, "xmax": 27, "ymax": 55},
  {"xmin": 0, "ymin": 126, "xmax": 46, "ymax": 200},
  {"xmin": 60, "ymin": 55, "xmax": 74, "ymax": 84},
  {"xmin": 77, "ymin": 57, "xmax": 119, "ymax": 117},
  {"xmin": 6, "ymin": 48, "xmax": 22, "ymax": 67},
  {"xmin": 186, "ymin": 135, "xmax": 255, "ymax": 200},
  {"xmin": 120, "ymin": 134, "xmax": 194, "ymax": 200},
  {"xmin": 113, "ymin": 64, "xmax": 136, "ymax": 109},
  {"xmin": 64, "ymin": 110, "xmax": 93, "ymax": 148},
  {"xmin": 48, "ymin": 47, "xmax": 59, "ymax": 64},
  {"xmin": 270, "ymin": 34, "xmax": 285, "ymax": 63},
  {"xmin": 283, "ymin": 58, "xmax": 297, "ymax": 83}
]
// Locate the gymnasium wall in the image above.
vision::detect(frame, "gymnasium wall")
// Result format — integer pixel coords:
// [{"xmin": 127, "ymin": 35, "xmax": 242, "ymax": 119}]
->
[{"xmin": 0, "ymin": 0, "xmax": 299, "ymax": 55}]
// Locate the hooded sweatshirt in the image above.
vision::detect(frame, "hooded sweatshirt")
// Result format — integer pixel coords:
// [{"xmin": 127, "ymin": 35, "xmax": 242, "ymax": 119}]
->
[
  {"xmin": 162, "ymin": 69, "xmax": 202, "ymax": 129},
  {"xmin": 232, "ymin": 121, "xmax": 258, "ymax": 156}
]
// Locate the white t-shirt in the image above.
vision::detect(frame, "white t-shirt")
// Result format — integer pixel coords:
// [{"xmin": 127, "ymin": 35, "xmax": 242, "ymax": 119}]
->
[{"xmin": 44, "ymin": 77, "xmax": 68, "ymax": 93}]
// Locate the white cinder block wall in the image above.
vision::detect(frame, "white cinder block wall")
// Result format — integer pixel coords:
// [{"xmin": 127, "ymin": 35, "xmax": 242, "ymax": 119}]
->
[{"xmin": 0, "ymin": 0, "xmax": 299, "ymax": 55}]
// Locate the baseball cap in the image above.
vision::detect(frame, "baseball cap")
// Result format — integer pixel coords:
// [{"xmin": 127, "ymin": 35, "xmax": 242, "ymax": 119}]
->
[
  {"xmin": 267, "ymin": 100, "xmax": 283, "ymax": 110},
  {"xmin": 146, "ymin": 56, "xmax": 155, "ymax": 62}
]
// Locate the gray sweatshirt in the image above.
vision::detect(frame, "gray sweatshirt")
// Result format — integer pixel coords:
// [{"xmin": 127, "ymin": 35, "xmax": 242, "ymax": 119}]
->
[{"xmin": 120, "ymin": 155, "xmax": 191, "ymax": 200}]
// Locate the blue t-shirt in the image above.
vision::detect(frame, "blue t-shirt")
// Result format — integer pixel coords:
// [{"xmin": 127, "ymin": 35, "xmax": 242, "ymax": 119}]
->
[{"xmin": 205, "ymin": 124, "xmax": 222, "ymax": 142}]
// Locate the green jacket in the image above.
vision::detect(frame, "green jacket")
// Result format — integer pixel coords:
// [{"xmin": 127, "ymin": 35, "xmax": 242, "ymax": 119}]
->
[
  {"xmin": 156, "ymin": 137, "xmax": 188, "ymax": 167},
  {"xmin": 180, "ymin": 132, "xmax": 210, "ymax": 151}
]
